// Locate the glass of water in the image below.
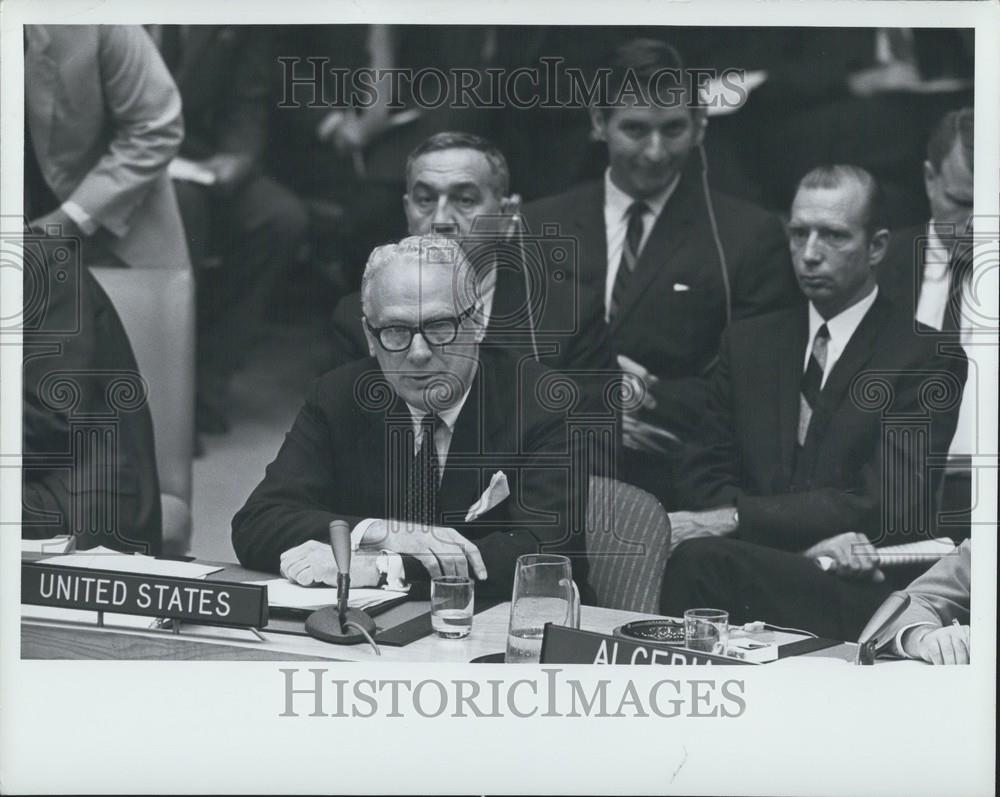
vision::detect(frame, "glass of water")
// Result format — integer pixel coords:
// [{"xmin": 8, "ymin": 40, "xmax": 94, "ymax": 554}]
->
[
  {"xmin": 684, "ymin": 608, "xmax": 730, "ymax": 655},
  {"xmin": 505, "ymin": 554, "xmax": 581, "ymax": 663},
  {"xmin": 431, "ymin": 576, "xmax": 474, "ymax": 639}
]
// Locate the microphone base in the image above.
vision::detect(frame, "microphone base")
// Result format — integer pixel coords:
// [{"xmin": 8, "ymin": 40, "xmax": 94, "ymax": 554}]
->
[{"xmin": 305, "ymin": 606, "xmax": 377, "ymax": 645}]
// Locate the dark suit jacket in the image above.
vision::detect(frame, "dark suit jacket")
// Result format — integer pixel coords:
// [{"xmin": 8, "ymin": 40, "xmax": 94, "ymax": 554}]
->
[
  {"xmin": 232, "ymin": 349, "xmax": 592, "ymax": 598},
  {"xmin": 165, "ymin": 25, "xmax": 271, "ymax": 161},
  {"xmin": 23, "ymin": 241, "xmax": 163, "ymax": 554},
  {"xmin": 677, "ymin": 293, "xmax": 967, "ymax": 551},
  {"xmin": 522, "ymin": 163, "xmax": 799, "ymax": 439}
]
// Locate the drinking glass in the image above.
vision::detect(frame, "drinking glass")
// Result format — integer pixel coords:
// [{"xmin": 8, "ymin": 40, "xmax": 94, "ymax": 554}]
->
[
  {"xmin": 505, "ymin": 554, "xmax": 581, "ymax": 663},
  {"xmin": 684, "ymin": 608, "xmax": 729, "ymax": 655},
  {"xmin": 431, "ymin": 576, "xmax": 474, "ymax": 639}
]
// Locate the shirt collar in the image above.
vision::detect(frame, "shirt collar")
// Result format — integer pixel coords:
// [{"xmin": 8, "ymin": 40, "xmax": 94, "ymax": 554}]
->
[
  {"xmin": 923, "ymin": 220, "xmax": 950, "ymax": 277},
  {"xmin": 808, "ymin": 286, "xmax": 879, "ymax": 352},
  {"xmin": 604, "ymin": 168, "xmax": 679, "ymax": 222},
  {"xmin": 404, "ymin": 364, "xmax": 477, "ymax": 432}
]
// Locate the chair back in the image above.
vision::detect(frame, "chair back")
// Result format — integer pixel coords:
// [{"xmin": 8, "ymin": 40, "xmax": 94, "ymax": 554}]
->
[
  {"xmin": 585, "ymin": 476, "xmax": 672, "ymax": 614},
  {"xmin": 90, "ymin": 267, "xmax": 195, "ymax": 554}
]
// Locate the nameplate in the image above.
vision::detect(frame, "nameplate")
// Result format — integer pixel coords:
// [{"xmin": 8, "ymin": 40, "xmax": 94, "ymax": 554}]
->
[
  {"xmin": 21, "ymin": 563, "xmax": 268, "ymax": 629},
  {"xmin": 540, "ymin": 624, "xmax": 755, "ymax": 665}
]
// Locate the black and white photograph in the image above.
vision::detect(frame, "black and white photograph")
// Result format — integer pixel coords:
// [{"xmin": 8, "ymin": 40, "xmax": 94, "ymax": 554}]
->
[{"xmin": 1, "ymin": 0, "xmax": 996, "ymax": 794}]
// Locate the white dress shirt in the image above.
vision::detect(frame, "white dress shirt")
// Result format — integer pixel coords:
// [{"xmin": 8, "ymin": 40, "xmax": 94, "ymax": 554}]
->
[
  {"xmin": 804, "ymin": 286, "xmax": 880, "ymax": 386},
  {"xmin": 603, "ymin": 169, "xmax": 679, "ymax": 321},
  {"xmin": 914, "ymin": 222, "xmax": 953, "ymax": 331},
  {"xmin": 350, "ymin": 374, "xmax": 476, "ymax": 563}
]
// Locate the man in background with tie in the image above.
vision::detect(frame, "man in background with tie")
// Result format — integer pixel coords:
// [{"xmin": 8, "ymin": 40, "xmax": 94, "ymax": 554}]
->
[
  {"xmin": 232, "ymin": 236, "xmax": 591, "ymax": 599},
  {"xmin": 522, "ymin": 38, "xmax": 797, "ymax": 509},
  {"xmin": 879, "ymin": 107, "xmax": 977, "ymax": 541},
  {"xmin": 657, "ymin": 166, "xmax": 967, "ymax": 641}
]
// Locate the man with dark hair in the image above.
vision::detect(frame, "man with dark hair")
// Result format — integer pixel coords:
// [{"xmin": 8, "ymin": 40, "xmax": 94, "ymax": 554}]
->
[
  {"xmin": 879, "ymin": 107, "xmax": 975, "ymax": 541},
  {"xmin": 522, "ymin": 38, "xmax": 798, "ymax": 509},
  {"xmin": 657, "ymin": 166, "xmax": 967, "ymax": 641},
  {"xmin": 329, "ymin": 131, "xmax": 616, "ymax": 422}
]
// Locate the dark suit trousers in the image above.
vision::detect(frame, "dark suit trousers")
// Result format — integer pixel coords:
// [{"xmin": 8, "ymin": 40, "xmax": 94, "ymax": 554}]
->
[
  {"xmin": 173, "ymin": 175, "xmax": 307, "ymax": 374},
  {"xmin": 658, "ymin": 537, "xmax": 932, "ymax": 641}
]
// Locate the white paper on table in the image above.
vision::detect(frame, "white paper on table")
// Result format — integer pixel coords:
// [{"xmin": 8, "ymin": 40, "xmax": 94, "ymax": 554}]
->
[
  {"xmin": 168, "ymin": 157, "xmax": 217, "ymax": 185},
  {"xmin": 22, "ymin": 536, "xmax": 75, "ymax": 554},
  {"xmin": 245, "ymin": 579, "xmax": 407, "ymax": 611},
  {"xmin": 465, "ymin": 470, "xmax": 510, "ymax": 522},
  {"xmin": 40, "ymin": 547, "xmax": 223, "ymax": 579}
]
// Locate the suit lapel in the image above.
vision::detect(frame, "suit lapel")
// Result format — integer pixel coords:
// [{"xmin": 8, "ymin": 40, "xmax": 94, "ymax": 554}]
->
[
  {"xmin": 777, "ymin": 303, "xmax": 809, "ymax": 476},
  {"xmin": 438, "ymin": 362, "xmax": 493, "ymax": 523},
  {"xmin": 805, "ymin": 293, "xmax": 889, "ymax": 448},
  {"xmin": 569, "ymin": 181, "xmax": 609, "ymax": 289},
  {"xmin": 610, "ymin": 170, "xmax": 701, "ymax": 336}
]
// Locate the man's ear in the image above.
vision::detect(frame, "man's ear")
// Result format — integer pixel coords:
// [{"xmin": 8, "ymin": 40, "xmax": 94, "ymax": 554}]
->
[
  {"xmin": 362, "ymin": 317, "xmax": 378, "ymax": 357},
  {"xmin": 589, "ymin": 107, "xmax": 608, "ymax": 142},
  {"xmin": 922, "ymin": 160, "xmax": 936, "ymax": 194},
  {"xmin": 692, "ymin": 107, "xmax": 708, "ymax": 147},
  {"xmin": 868, "ymin": 227, "xmax": 891, "ymax": 267}
]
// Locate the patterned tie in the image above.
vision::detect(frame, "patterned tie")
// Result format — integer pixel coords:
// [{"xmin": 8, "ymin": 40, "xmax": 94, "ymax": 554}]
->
[
  {"xmin": 405, "ymin": 414, "xmax": 442, "ymax": 526},
  {"xmin": 609, "ymin": 200, "xmax": 649, "ymax": 323},
  {"xmin": 798, "ymin": 324, "xmax": 830, "ymax": 446}
]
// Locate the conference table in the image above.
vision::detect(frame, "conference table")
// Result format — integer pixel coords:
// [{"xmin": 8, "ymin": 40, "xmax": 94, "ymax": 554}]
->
[{"xmin": 21, "ymin": 556, "xmax": 864, "ymax": 665}]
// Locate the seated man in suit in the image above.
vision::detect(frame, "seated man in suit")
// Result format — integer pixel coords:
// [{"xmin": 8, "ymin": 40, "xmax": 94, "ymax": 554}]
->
[
  {"xmin": 881, "ymin": 539, "xmax": 970, "ymax": 665},
  {"xmin": 329, "ymin": 131, "xmax": 614, "ymax": 394},
  {"xmin": 522, "ymin": 38, "xmax": 799, "ymax": 508},
  {"xmin": 233, "ymin": 235, "xmax": 592, "ymax": 598},
  {"xmin": 659, "ymin": 166, "xmax": 967, "ymax": 640},
  {"xmin": 879, "ymin": 107, "xmax": 975, "ymax": 539},
  {"xmin": 23, "ymin": 237, "xmax": 163, "ymax": 554}
]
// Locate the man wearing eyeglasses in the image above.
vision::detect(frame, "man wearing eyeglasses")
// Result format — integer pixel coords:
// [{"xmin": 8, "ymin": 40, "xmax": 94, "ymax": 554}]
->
[{"xmin": 232, "ymin": 235, "xmax": 590, "ymax": 599}]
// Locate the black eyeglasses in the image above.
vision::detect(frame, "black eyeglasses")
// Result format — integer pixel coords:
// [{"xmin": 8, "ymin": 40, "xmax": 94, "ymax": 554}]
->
[{"xmin": 366, "ymin": 305, "xmax": 477, "ymax": 352}]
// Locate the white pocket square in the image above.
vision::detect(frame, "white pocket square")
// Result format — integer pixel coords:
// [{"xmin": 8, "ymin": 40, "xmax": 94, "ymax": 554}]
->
[
  {"xmin": 672, "ymin": 283, "xmax": 690, "ymax": 292},
  {"xmin": 465, "ymin": 471, "xmax": 510, "ymax": 522}
]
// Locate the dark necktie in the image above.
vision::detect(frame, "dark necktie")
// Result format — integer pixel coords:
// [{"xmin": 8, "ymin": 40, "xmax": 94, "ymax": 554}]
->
[
  {"xmin": 405, "ymin": 414, "xmax": 443, "ymax": 526},
  {"xmin": 798, "ymin": 323, "xmax": 830, "ymax": 447},
  {"xmin": 609, "ymin": 200, "xmax": 648, "ymax": 323}
]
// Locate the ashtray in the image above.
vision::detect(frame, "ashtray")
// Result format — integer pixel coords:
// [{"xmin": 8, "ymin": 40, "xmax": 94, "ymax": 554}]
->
[{"xmin": 614, "ymin": 618, "xmax": 686, "ymax": 645}]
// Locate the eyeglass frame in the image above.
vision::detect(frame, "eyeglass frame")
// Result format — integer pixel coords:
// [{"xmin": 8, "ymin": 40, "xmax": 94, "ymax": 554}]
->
[{"xmin": 364, "ymin": 304, "xmax": 480, "ymax": 352}]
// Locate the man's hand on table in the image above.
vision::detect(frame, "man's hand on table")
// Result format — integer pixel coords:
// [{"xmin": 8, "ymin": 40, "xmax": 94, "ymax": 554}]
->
[
  {"xmin": 802, "ymin": 532, "xmax": 885, "ymax": 583},
  {"xmin": 667, "ymin": 507, "xmax": 739, "ymax": 550},
  {"xmin": 279, "ymin": 540, "xmax": 380, "ymax": 586},
  {"xmin": 901, "ymin": 623, "xmax": 970, "ymax": 665},
  {"xmin": 361, "ymin": 520, "xmax": 488, "ymax": 581}
]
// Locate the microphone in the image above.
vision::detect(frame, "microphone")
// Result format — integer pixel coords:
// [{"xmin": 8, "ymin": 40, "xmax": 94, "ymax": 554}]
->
[
  {"xmin": 854, "ymin": 592, "xmax": 911, "ymax": 665},
  {"xmin": 304, "ymin": 520, "xmax": 380, "ymax": 654}
]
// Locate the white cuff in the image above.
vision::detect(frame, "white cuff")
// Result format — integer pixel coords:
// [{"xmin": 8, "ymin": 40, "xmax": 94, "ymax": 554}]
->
[
  {"xmin": 351, "ymin": 518, "xmax": 379, "ymax": 551},
  {"xmin": 377, "ymin": 550, "xmax": 409, "ymax": 592},
  {"xmin": 61, "ymin": 201, "xmax": 98, "ymax": 236},
  {"xmin": 894, "ymin": 622, "xmax": 936, "ymax": 658}
]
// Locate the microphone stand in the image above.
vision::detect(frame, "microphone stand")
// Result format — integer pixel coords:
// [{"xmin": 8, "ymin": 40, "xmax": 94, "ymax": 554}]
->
[{"xmin": 304, "ymin": 520, "xmax": 380, "ymax": 654}]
